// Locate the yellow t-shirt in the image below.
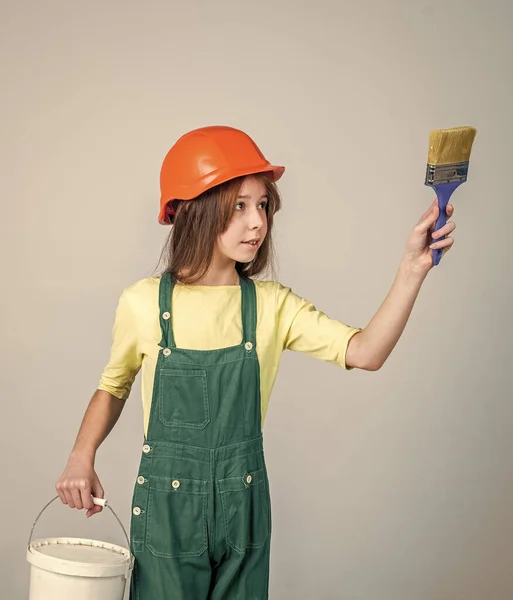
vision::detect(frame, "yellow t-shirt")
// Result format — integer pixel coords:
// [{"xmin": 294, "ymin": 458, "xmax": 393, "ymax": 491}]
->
[{"xmin": 98, "ymin": 277, "xmax": 361, "ymax": 436}]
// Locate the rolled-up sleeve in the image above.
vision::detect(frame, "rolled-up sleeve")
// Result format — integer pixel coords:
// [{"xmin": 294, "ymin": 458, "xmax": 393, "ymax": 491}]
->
[
  {"xmin": 276, "ymin": 283, "xmax": 362, "ymax": 370},
  {"xmin": 97, "ymin": 289, "xmax": 143, "ymax": 399}
]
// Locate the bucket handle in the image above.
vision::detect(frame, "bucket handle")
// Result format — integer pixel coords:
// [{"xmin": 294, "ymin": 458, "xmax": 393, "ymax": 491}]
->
[{"xmin": 28, "ymin": 496, "xmax": 131, "ymax": 551}]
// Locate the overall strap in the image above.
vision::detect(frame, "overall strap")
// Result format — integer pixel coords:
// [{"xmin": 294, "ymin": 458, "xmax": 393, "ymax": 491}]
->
[
  {"xmin": 240, "ymin": 277, "xmax": 257, "ymax": 348},
  {"xmin": 158, "ymin": 272, "xmax": 176, "ymax": 349}
]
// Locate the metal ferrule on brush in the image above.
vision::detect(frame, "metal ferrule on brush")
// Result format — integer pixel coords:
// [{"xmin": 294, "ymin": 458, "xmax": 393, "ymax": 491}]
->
[{"xmin": 425, "ymin": 161, "xmax": 469, "ymax": 185}]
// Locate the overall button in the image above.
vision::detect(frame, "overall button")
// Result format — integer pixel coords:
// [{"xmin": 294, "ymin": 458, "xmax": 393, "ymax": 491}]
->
[
  {"xmin": 163, "ymin": 348, "xmax": 172, "ymax": 357},
  {"xmin": 246, "ymin": 474, "xmax": 253, "ymax": 484},
  {"xmin": 244, "ymin": 342, "xmax": 253, "ymax": 351},
  {"xmin": 137, "ymin": 476, "xmax": 145, "ymax": 485},
  {"xmin": 162, "ymin": 312, "xmax": 170, "ymax": 320},
  {"xmin": 172, "ymin": 480, "xmax": 180, "ymax": 489},
  {"xmin": 142, "ymin": 444, "xmax": 151, "ymax": 454},
  {"xmin": 133, "ymin": 507, "xmax": 141, "ymax": 516}
]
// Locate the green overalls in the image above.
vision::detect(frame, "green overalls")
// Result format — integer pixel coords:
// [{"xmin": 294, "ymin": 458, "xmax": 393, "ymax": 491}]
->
[{"xmin": 130, "ymin": 272, "xmax": 272, "ymax": 600}]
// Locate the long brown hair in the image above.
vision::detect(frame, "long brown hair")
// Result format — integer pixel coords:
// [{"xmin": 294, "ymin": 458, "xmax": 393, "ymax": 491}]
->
[{"xmin": 157, "ymin": 174, "xmax": 282, "ymax": 285}]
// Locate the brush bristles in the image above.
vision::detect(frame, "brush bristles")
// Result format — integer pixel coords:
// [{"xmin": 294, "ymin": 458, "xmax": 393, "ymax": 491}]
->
[{"xmin": 428, "ymin": 126, "xmax": 477, "ymax": 165}]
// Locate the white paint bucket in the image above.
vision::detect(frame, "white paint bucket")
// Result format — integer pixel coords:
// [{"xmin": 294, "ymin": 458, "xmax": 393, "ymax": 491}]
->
[{"xmin": 27, "ymin": 496, "xmax": 134, "ymax": 600}]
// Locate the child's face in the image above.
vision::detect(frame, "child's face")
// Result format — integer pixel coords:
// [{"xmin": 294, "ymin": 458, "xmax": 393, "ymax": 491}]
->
[{"xmin": 216, "ymin": 176, "xmax": 268, "ymax": 265}]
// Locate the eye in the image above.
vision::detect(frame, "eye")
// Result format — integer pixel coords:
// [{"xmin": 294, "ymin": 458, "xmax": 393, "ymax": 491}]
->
[
  {"xmin": 259, "ymin": 200, "xmax": 268, "ymax": 210},
  {"xmin": 235, "ymin": 202, "xmax": 245, "ymax": 211}
]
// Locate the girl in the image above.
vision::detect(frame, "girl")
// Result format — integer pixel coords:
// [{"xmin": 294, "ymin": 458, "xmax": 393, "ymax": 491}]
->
[{"xmin": 56, "ymin": 125, "xmax": 456, "ymax": 599}]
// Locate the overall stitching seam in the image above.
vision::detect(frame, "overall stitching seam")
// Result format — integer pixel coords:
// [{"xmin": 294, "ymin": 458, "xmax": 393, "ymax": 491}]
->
[
  {"xmin": 144, "ymin": 448, "xmax": 263, "ymax": 465},
  {"xmin": 160, "ymin": 354, "xmax": 258, "ymax": 367},
  {"xmin": 147, "ymin": 435, "xmax": 263, "ymax": 451},
  {"xmin": 209, "ymin": 449, "xmax": 216, "ymax": 553},
  {"xmin": 148, "ymin": 480, "xmax": 207, "ymax": 495}
]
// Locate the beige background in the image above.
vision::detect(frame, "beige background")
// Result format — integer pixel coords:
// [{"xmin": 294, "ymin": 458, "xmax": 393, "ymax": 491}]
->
[{"xmin": 2, "ymin": 0, "xmax": 512, "ymax": 598}]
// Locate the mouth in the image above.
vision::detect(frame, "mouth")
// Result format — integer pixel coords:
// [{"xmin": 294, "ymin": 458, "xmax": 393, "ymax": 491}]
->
[{"xmin": 241, "ymin": 238, "xmax": 261, "ymax": 249}]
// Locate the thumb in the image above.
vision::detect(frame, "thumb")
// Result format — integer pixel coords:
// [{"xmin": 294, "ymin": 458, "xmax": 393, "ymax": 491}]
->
[
  {"xmin": 418, "ymin": 200, "xmax": 438, "ymax": 233},
  {"xmin": 87, "ymin": 478, "xmax": 105, "ymax": 518}
]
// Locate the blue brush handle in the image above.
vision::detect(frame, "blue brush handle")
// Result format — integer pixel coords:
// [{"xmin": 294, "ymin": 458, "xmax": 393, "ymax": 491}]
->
[{"xmin": 430, "ymin": 181, "xmax": 464, "ymax": 266}]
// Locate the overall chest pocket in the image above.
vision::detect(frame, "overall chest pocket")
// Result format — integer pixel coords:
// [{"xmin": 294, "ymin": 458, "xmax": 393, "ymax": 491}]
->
[
  {"xmin": 146, "ymin": 476, "xmax": 208, "ymax": 559},
  {"xmin": 158, "ymin": 369, "xmax": 210, "ymax": 429}
]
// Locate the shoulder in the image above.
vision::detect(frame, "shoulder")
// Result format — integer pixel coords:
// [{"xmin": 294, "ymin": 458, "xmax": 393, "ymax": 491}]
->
[
  {"xmin": 119, "ymin": 276, "xmax": 160, "ymax": 312},
  {"xmin": 253, "ymin": 279, "xmax": 279, "ymax": 291},
  {"xmin": 252, "ymin": 279, "xmax": 307, "ymax": 314},
  {"xmin": 124, "ymin": 276, "xmax": 160, "ymax": 293},
  {"xmin": 252, "ymin": 279, "xmax": 282, "ymax": 301}
]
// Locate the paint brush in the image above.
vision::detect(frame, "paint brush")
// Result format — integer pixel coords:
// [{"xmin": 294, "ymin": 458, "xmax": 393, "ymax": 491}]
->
[{"xmin": 425, "ymin": 126, "xmax": 477, "ymax": 265}]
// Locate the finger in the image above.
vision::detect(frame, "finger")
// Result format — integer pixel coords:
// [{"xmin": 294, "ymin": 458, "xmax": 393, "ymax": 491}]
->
[
  {"xmin": 432, "ymin": 221, "xmax": 456, "ymax": 239},
  {"xmin": 430, "ymin": 236, "xmax": 454, "ymax": 250},
  {"xmin": 55, "ymin": 481, "xmax": 68, "ymax": 506},
  {"xmin": 93, "ymin": 479, "xmax": 105, "ymax": 504},
  {"xmin": 87, "ymin": 479, "xmax": 105, "ymax": 518},
  {"xmin": 430, "ymin": 204, "xmax": 456, "ymax": 236},
  {"xmin": 86, "ymin": 505, "xmax": 104, "ymax": 518},
  {"xmin": 80, "ymin": 485, "xmax": 94, "ymax": 511},
  {"xmin": 60, "ymin": 482, "xmax": 76, "ymax": 508},
  {"xmin": 86, "ymin": 504, "xmax": 103, "ymax": 518},
  {"xmin": 64, "ymin": 488, "xmax": 76, "ymax": 509},
  {"xmin": 418, "ymin": 199, "xmax": 438, "ymax": 225},
  {"xmin": 417, "ymin": 203, "xmax": 439, "ymax": 233},
  {"xmin": 71, "ymin": 487, "xmax": 84, "ymax": 510}
]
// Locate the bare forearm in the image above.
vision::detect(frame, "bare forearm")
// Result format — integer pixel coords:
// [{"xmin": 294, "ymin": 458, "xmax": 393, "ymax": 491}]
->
[
  {"xmin": 348, "ymin": 260, "xmax": 426, "ymax": 370},
  {"xmin": 70, "ymin": 389, "xmax": 125, "ymax": 463},
  {"xmin": 347, "ymin": 196, "xmax": 460, "ymax": 370}
]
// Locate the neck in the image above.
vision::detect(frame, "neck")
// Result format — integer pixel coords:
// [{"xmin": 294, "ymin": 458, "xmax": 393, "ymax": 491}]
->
[
  {"xmin": 191, "ymin": 270, "xmax": 240, "ymax": 286},
  {"xmin": 179, "ymin": 257, "xmax": 240, "ymax": 287}
]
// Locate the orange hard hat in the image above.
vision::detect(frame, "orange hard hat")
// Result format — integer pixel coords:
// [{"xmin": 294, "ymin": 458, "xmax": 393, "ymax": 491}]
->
[{"xmin": 158, "ymin": 125, "xmax": 285, "ymax": 224}]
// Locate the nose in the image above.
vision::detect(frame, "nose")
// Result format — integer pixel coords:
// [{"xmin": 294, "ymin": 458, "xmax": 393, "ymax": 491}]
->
[{"xmin": 246, "ymin": 206, "xmax": 266, "ymax": 230}]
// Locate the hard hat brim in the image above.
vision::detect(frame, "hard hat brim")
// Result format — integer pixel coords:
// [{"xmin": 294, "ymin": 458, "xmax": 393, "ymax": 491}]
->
[{"xmin": 158, "ymin": 164, "xmax": 285, "ymax": 225}]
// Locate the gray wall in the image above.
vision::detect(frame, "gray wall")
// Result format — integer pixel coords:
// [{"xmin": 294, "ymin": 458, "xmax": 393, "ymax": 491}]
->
[{"xmin": 2, "ymin": 0, "xmax": 512, "ymax": 598}]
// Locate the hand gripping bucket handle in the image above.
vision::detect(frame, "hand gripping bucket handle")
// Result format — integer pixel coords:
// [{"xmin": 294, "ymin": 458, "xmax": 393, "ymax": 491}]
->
[{"xmin": 28, "ymin": 496, "xmax": 133, "ymax": 579}]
